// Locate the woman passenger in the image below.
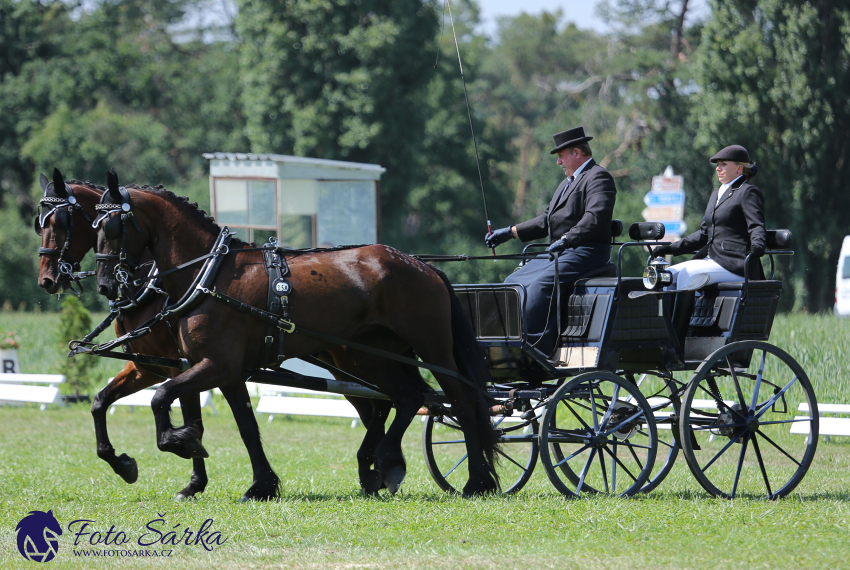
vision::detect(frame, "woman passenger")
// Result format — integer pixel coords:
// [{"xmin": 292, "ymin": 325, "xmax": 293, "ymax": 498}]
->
[{"xmin": 652, "ymin": 145, "xmax": 766, "ymax": 288}]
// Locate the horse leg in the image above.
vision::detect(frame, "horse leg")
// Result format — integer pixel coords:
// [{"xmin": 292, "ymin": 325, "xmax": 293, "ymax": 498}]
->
[
  {"xmin": 351, "ymin": 398, "xmax": 392, "ymax": 496},
  {"xmin": 174, "ymin": 395, "xmax": 208, "ymax": 500},
  {"xmin": 150, "ymin": 361, "xmax": 222, "ymax": 460},
  {"xmin": 90, "ymin": 362, "xmax": 159, "ymax": 483},
  {"xmin": 219, "ymin": 383, "xmax": 281, "ymax": 502},
  {"xmin": 320, "ymin": 349, "xmax": 391, "ymax": 495},
  {"xmin": 354, "ymin": 357, "xmax": 424, "ymax": 494}
]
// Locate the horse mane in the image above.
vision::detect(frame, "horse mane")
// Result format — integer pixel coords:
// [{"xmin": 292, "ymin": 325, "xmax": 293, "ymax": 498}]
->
[
  {"xmin": 131, "ymin": 184, "xmax": 250, "ymax": 246},
  {"xmin": 67, "ymin": 180, "xmax": 106, "ymax": 193}
]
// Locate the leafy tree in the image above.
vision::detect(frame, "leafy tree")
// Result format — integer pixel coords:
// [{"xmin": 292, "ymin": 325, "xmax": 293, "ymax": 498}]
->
[
  {"xmin": 57, "ymin": 295, "xmax": 95, "ymax": 395},
  {"xmin": 692, "ymin": 0, "xmax": 850, "ymax": 311},
  {"xmin": 1, "ymin": 0, "xmax": 247, "ymax": 310},
  {"xmin": 237, "ymin": 0, "xmax": 513, "ymax": 283}
]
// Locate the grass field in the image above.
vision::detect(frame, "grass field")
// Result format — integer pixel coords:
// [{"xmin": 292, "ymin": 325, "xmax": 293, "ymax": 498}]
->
[{"xmin": 0, "ymin": 312, "xmax": 849, "ymax": 569}]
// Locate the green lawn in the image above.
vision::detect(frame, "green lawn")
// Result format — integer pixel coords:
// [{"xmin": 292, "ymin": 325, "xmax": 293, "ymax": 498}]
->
[{"xmin": 0, "ymin": 313, "xmax": 849, "ymax": 568}]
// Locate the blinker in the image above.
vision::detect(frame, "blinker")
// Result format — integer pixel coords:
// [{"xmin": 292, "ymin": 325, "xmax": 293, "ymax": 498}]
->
[
  {"xmin": 53, "ymin": 208, "xmax": 70, "ymax": 230},
  {"xmin": 33, "ymin": 216, "xmax": 43, "ymax": 236},
  {"xmin": 104, "ymin": 215, "xmax": 123, "ymax": 240}
]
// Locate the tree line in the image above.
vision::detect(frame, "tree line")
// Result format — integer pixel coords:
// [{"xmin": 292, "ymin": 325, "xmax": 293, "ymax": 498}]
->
[{"xmin": 0, "ymin": 0, "xmax": 847, "ymax": 313}]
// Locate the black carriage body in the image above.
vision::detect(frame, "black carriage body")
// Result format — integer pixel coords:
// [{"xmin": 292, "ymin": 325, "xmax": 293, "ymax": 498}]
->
[{"xmin": 456, "ymin": 276, "xmax": 783, "ymax": 380}]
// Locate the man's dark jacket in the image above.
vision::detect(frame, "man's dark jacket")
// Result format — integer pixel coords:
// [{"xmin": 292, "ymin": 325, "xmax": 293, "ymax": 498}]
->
[
  {"xmin": 668, "ymin": 177, "xmax": 766, "ymax": 278},
  {"xmin": 514, "ymin": 158, "xmax": 616, "ymax": 247}
]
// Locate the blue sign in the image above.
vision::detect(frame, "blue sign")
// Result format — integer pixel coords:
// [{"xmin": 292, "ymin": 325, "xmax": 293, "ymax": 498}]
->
[
  {"xmin": 643, "ymin": 190, "xmax": 685, "ymax": 207},
  {"xmin": 661, "ymin": 220, "xmax": 688, "ymax": 235}
]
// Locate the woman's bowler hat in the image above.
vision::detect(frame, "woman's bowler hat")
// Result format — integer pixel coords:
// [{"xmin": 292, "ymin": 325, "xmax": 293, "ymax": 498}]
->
[
  {"xmin": 550, "ymin": 127, "xmax": 593, "ymax": 154},
  {"xmin": 710, "ymin": 145, "xmax": 750, "ymax": 163}
]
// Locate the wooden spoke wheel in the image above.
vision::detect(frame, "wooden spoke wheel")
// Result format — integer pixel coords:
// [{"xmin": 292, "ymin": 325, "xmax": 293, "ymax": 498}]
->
[
  {"xmin": 539, "ymin": 372, "xmax": 658, "ymax": 497},
  {"xmin": 679, "ymin": 341, "xmax": 818, "ymax": 499},
  {"xmin": 422, "ymin": 409, "xmax": 539, "ymax": 495}
]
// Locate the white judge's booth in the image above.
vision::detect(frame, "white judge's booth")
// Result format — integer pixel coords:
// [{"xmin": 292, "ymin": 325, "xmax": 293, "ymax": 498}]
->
[{"xmin": 202, "ymin": 152, "xmax": 384, "ymax": 248}]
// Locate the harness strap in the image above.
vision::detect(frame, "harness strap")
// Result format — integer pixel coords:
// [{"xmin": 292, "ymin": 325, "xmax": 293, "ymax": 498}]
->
[
  {"xmin": 261, "ymin": 241, "xmax": 290, "ymax": 367},
  {"xmin": 202, "ymin": 286, "xmax": 477, "ymax": 389},
  {"xmin": 300, "ymin": 355, "xmax": 385, "ymax": 394}
]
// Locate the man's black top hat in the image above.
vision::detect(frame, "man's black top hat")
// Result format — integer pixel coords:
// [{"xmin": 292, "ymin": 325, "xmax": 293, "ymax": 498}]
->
[
  {"xmin": 550, "ymin": 126, "xmax": 593, "ymax": 154},
  {"xmin": 710, "ymin": 144, "xmax": 750, "ymax": 163}
]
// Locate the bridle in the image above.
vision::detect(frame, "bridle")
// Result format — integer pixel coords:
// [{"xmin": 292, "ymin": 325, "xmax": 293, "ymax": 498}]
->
[
  {"xmin": 35, "ymin": 183, "xmax": 94, "ymax": 295},
  {"xmin": 92, "ymin": 185, "xmax": 147, "ymax": 300}
]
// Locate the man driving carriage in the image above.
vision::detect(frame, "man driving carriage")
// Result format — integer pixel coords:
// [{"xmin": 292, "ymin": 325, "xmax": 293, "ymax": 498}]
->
[{"xmin": 485, "ymin": 126, "xmax": 616, "ymax": 356}]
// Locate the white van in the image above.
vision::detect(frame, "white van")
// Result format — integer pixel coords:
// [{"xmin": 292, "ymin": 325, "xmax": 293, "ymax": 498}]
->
[{"xmin": 836, "ymin": 236, "xmax": 850, "ymax": 316}]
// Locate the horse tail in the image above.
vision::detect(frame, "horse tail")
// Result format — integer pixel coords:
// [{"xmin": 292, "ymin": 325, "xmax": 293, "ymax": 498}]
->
[{"xmin": 428, "ymin": 265, "xmax": 501, "ymax": 487}]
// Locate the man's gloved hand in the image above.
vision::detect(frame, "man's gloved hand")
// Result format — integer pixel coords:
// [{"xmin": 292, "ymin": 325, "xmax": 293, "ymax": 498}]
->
[
  {"xmin": 545, "ymin": 238, "xmax": 569, "ymax": 256},
  {"xmin": 651, "ymin": 244, "xmax": 673, "ymax": 258},
  {"xmin": 751, "ymin": 244, "xmax": 765, "ymax": 258},
  {"xmin": 485, "ymin": 227, "xmax": 513, "ymax": 248}
]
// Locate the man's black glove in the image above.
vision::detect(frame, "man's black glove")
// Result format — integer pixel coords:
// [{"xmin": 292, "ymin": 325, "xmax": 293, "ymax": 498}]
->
[
  {"xmin": 751, "ymin": 244, "xmax": 765, "ymax": 258},
  {"xmin": 545, "ymin": 238, "xmax": 569, "ymax": 256},
  {"xmin": 651, "ymin": 244, "xmax": 673, "ymax": 258},
  {"xmin": 485, "ymin": 227, "xmax": 513, "ymax": 248}
]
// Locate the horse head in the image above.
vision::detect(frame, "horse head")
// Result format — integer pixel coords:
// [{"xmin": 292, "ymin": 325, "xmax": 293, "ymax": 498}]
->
[
  {"xmin": 93, "ymin": 169, "xmax": 149, "ymax": 300},
  {"xmin": 35, "ymin": 168, "xmax": 101, "ymax": 294}
]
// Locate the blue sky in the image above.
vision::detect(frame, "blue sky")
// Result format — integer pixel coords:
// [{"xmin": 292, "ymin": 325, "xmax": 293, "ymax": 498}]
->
[{"xmin": 476, "ymin": 0, "xmax": 709, "ymax": 37}]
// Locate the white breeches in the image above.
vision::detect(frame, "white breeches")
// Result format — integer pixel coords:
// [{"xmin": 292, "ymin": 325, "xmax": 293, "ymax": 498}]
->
[{"xmin": 667, "ymin": 259, "xmax": 743, "ymax": 290}]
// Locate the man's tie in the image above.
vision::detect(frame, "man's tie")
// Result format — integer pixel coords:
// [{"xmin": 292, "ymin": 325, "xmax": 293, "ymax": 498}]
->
[{"xmin": 558, "ymin": 176, "xmax": 575, "ymax": 202}]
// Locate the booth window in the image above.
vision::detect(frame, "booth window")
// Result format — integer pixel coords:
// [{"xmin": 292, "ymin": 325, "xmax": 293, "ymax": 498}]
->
[{"xmin": 213, "ymin": 179, "xmax": 277, "ymax": 243}]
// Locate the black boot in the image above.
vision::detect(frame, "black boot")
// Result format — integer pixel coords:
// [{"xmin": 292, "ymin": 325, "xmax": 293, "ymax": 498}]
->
[{"xmin": 672, "ymin": 290, "xmax": 696, "ymax": 353}]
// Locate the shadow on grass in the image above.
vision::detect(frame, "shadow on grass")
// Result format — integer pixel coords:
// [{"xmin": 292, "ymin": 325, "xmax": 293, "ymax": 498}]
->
[{"xmin": 645, "ymin": 489, "xmax": 850, "ymax": 502}]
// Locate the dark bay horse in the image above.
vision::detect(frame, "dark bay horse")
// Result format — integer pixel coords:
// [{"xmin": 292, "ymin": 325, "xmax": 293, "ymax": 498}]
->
[
  {"xmin": 39, "ymin": 169, "xmax": 395, "ymax": 499},
  {"xmin": 93, "ymin": 176, "xmax": 500, "ymax": 497},
  {"xmin": 35, "ymin": 169, "xmax": 275, "ymax": 500}
]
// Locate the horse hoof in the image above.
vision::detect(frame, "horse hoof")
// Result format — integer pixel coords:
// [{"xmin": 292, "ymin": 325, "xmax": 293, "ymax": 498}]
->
[
  {"xmin": 175, "ymin": 485, "xmax": 203, "ymax": 501},
  {"xmin": 462, "ymin": 480, "xmax": 498, "ymax": 498},
  {"xmin": 361, "ymin": 470, "xmax": 382, "ymax": 496},
  {"xmin": 113, "ymin": 454, "xmax": 138, "ymax": 484},
  {"xmin": 183, "ymin": 439, "xmax": 209, "ymax": 459},
  {"xmin": 161, "ymin": 438, "xmax": 208, "ymax": 459},
  {"xmin": 383, "ymin": 465, "xmax": 406, "ymax": 495},
  {"xmin": 240, "ymin": 484, "xmax": 278, "ymax": 503}
]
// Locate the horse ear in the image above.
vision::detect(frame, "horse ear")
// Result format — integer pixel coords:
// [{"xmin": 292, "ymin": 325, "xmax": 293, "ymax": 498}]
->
[
  {"xmin": 52, "ymin": 168, "xmax": 68, "ymax": 198},
  {"xmin": 106, "ymin": 168, "xmax": 121, "ymax": 201},
  {"xmin": 39, "ymin": 173, "xmax": 49, "ymax": 193}
]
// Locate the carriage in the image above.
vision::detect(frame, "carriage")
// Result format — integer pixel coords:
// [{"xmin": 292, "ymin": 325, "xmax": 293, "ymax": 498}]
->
[
  {"xmin": 37, "ymin": 169, "xmax": 818, "ymax": 500},
  {"xmin": 420, "ymin": 221, "xmax": 818, "ymax": 499}
]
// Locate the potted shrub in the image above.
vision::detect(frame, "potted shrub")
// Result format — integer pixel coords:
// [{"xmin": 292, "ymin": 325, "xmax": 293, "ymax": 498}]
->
[{"xmin": 0, "ymin": 329, "xmax": 21, "ymax": 374}]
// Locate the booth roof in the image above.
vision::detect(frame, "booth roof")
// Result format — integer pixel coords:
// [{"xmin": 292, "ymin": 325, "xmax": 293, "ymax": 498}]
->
[{"xmin": 202, "ymin": 152, "xmax": 385, "ymax": 173}]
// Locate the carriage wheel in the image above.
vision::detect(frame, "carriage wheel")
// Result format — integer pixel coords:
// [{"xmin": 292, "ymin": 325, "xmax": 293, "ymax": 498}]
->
[
  {"xmin": 679, "ymin": 341, "xmax": 818, "ymax": 499},
  {"xmin": 422, "ymin": 410, "xmax": 539, "ymax": 495},
  {"xmin": 539, "ymin": 372, "xmax": 658, "ymax": 497},
  {"xmin": 548, "ymin": 375, "xmax": 679, "ymax": 494},
  {"xmin": 630, "ymin": 374, "xmax": 681, "ymax": 494}
]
